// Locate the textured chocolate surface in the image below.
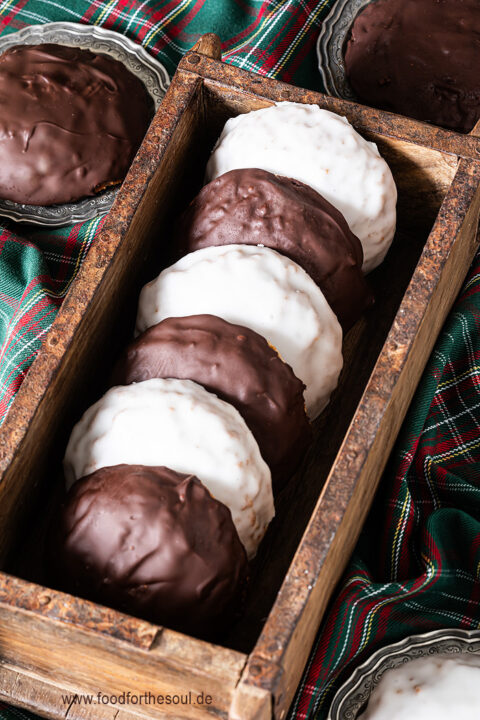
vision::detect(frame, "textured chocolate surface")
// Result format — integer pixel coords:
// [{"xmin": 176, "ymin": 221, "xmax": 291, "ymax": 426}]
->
[
  {"xmin": 344, "ymin": 0, "xmax": 480, "ymax": 133},
  {"xmin": 0, "ymin": 44, "xmax": 153, "ymax": 205},
  {"xmin": 50, "ymin": 464, "xmax": 247, "ymax": 634},
  {"xmin": 176, "ymin": 168, "xmax": 373, "ymax": 329},
  {"xmin": 113, "ymin": 315, "xmax": 312, "ymax": 490}
]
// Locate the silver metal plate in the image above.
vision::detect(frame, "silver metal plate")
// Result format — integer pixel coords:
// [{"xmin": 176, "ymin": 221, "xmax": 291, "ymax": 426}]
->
[
  {"xmin": 327, "ymin": 628, "xmax": 480, "ymax": 719},
  {"xmin": 317, "ymin": 0, "xmax": 370, "ymax": 100},
  {"xmin": 0, "ymin": 22, "xmax": 170, "ymax": 227}
]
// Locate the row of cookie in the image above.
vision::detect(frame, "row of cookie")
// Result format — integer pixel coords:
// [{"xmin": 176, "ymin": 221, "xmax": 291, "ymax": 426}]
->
[
  {"xmin": 129, "ymin": 101, "xmax": 398, "ymax": 433},
  {"xmin": 49, "ymin": 102, "xmax": 398, "ymax": 635}
]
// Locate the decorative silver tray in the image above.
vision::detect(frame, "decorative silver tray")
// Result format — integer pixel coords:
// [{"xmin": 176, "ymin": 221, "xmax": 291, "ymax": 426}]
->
[
  {"xmin": 327, "ymin": 628, "xmax": 480, "ymax": 719},
  {"xmin": 0, "ymin": 22, "xmax": 170, "ymax": 227},
  {"xmin": 317, "ymin": 0, "xmax": 370, "ymax": 100}
]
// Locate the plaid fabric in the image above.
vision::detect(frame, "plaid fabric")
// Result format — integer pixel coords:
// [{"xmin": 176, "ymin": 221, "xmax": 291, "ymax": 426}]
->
[
  {"xmin": 289, "ymin": 254, "xmax": 480, "ymax": 718},
  {"xmin": 0, "ymin": 2, "xmax": 479, "ymax": 720}
]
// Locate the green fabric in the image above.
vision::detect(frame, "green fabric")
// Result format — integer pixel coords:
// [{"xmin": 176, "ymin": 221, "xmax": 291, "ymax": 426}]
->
[
  {"xmin": 0, "ymin": 3, "xmax": 479, "ymax": 720},
  {"xmin": 290, "ymin": 258, "xmax": 480, "ymax": 717}
]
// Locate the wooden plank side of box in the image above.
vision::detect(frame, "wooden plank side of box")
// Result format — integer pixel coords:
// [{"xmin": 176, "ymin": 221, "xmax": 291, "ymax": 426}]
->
[
  {"xmin": 0, "ymin": 63, "xmax": 205, "ymax": 559},
  {"xmin": 232, "ymin": 158, "xmax": 480, "ymax": 718},
  {"xmin": 0, "ymin": 574, "xmax": 246, "ymax": 720},
  {"xmin": 179, "ymin": 50, "xmax": 480, "ymax": 161}
]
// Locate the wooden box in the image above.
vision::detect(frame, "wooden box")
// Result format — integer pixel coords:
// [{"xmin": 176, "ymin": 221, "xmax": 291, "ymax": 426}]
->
[{"xmin": 0, "ymin": 34, "xmax": 479, "ymax": 720}]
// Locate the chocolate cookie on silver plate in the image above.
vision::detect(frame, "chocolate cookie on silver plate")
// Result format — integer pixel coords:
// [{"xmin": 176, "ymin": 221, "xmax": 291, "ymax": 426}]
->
[
  {"xmin": 318, "ymin": 0, "xmax": 480, "ymax": 134},
  {"xmin": 0, "ymin": 22, "xmax": 169, "ymax": 226}
]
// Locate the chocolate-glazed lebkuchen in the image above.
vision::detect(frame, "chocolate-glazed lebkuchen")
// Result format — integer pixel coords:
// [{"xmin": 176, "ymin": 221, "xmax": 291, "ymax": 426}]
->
[
  {"xmin": 51, "ymin": 465, "xmax": 248, "ymax": 635},
  {"xmin": 344, "ymin": 0, "xmax": 480, "ymax": 133},
  {"xmin": 176, "ymin": 168, "xmax": 373, "ymax": 330},
  {"xmin": 0, "ymin": 44, "xmax": 153, "ymax": 205},
  {"xmin": 113, "ymin": 314, "xmax": 312, "ymax": 489}
]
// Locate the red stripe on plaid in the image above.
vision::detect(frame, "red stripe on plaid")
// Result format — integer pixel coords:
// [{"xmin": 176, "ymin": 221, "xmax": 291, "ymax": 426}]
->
[
  {"xmin": 137, "ymin": 0, "xmax": 209, "ymax": 48},
  {"xmin": 0, "ymin": 0, "xmax": 29, "ymax": 30},
  {"xmin": 222, "ymin": 3, "xmax": 274, "ymax": 54},
  {"xmin": 0, "ymin": 279, "xmax": 54, "ymax": 360},
  {"xmin": 280, "ymin": 24, "xmax": 318, "ymax": 81},
  {"xmin": 1, "ymin": 298, "xmax": 56, "ymax": 361},
  {"xmin": 255, "ymin": 7, "xmax": 299, "ymax": 74}
]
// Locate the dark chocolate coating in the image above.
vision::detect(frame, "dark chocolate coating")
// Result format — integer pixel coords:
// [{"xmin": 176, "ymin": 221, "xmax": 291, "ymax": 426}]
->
[
  {"xmin": 50, "ymin": 465, "xmax": 247, "ymax": 635},
  {"xmin": 0, "ymin": 44, "xmax": 153, "ymax": 205},
  {"xmin": 344, "ymin": 0, "xmax": 480, "ymax": 134},
  {"xmin": 176, "ymin": 168, "xmax": 373, "ymax": 330},
  {"xmin": 113, "ymin": 315, "xmax": 312, "ymax": 490}
]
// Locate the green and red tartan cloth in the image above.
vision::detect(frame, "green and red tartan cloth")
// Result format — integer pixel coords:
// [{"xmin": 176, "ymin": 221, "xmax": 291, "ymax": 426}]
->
[{"xmin": 0, "ymin": 2, "xmax": 480, "ymax": 719}]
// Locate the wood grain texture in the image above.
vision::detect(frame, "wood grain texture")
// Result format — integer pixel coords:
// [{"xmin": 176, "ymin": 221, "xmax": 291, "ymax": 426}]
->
[
  {"xmin": 0, "ymin": 667, "xmax": 130, "ymax": 720},
  {"xmin": 191, "ymin": 33, "xmax": 222, "ymax": 60},
  {"xmin": 179, "ymin": 52, "xmax": 480, "ymax": 162},
  {"xmin": 0, "ymin": 575, "xmax": 245, "ymax": 719},
  {"xmin": 0, "ymin": 35, "xmax": 479, "ymax": 720},
  {"xmin": 0, "ymin": 67, "xmax": 204, "ymax": 561},
  {"xmin": 471, "ymin": 118, "xmax": 480, "ymax": 138}
]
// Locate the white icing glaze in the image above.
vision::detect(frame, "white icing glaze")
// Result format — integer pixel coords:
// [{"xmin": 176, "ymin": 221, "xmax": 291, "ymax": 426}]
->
[
  {"xmin": 205, "ymin": 102, "xmax": 397, "ymax": 273},
  {"xmin": 63, "ymin": 378, "xmax": 274, "ymax": 559},
  {"xmin": 136, "ymin": 244, "xmax": 343, "ymax": 419},
  {"xmin": 358, "ymin": 655, "xmax": 480, "ymax": 720}
]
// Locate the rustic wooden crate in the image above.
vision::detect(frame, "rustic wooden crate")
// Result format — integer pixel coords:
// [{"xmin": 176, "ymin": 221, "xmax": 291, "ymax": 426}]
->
[{"xmin": 0, "ymin": 33, "xmax": 479, "ymax": 720}]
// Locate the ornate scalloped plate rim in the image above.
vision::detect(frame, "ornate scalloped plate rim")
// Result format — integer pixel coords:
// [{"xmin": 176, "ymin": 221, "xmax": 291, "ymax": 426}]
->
[
  {"xmin": 327, "ymin": 628, "xmax": 480, "ymax": 719},
  {"xmin": 0, "ymin": 22, "xmax": 170, "ymax": 227},
  {"xmin": 317, "ymin": 0, "xmax": 371, "ymax": 99}
]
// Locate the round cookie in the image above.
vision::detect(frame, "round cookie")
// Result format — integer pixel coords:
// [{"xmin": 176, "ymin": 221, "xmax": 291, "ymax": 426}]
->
[
  {"xmin": 50, "ymin": 465, "xmax": 248, "ymax": 635},
  {"xmin": 357, "ymin": 655, "xmax": 480, "ymax": 719},
  {"xmin": 0, "ymin": 44, "xmax": 153, "ymax": 205},
  {"xmin": 136, "ymin": 245, "xmax": 343, "ymax": 420},
  {"xmin": 113, "ymin": 314, "xmax": 312, "ymax": 489},
  {"xmin": 344, "ymin": 0, "xmax": 480, "ymax": 134},
  {"xmin": 205, "ymin": 102, "xmax": 397, "ymax": 273},
  {"xmin": 176, "ymin": 168, "xmax": 373, "ymax": 329},
  {"xmin": 64, "ymin": 378, "xmax": 274, "ymax": 559}
]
